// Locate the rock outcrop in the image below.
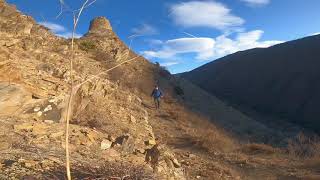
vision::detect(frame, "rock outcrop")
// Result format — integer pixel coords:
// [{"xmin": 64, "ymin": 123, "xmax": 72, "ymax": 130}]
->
[
  {"xmin": 88, "ymin": 16, "xmax": 112, "ymax": 34},
  {"xmin": 81, "ymin": 17, "xmax": 130, "ymax": 62}
]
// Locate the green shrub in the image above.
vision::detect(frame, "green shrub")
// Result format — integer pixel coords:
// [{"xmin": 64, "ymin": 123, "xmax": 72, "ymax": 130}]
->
[{"xmin": 79, "ymin": 41, "xmax": 96, "ymax": 51}]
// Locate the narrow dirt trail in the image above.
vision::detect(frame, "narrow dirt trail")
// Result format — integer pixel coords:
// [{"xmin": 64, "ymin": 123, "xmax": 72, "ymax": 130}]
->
[{"xmin": 142, "ymin": 96, "xmax": 240, "ymax": 179}]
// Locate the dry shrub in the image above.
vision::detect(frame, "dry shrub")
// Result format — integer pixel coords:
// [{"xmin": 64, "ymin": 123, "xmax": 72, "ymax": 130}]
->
[
  {"xmin": 186, "ymin": 121, "xmax": 236, "ymax": 153},
  {"xmin": 241, "ymin": 143, "xmax": 280, "ymax": 155},
  {"xmin": 287, "ymin": 132, "xmax": 320, "ymax": 159},
  {"xmin": 198, "ymin": 130, "xmax": 236, "ymax": 153},
  {"xmin": 41, "ymin": 162, "xmax": 154, "ymax": 180},
  {"xmin": 158, "ymin": 66, "xmax": 171, "ymax": 79},
  {"xmin": 79, "ymin": 40, "xmax": 96, "ymax": 52}
]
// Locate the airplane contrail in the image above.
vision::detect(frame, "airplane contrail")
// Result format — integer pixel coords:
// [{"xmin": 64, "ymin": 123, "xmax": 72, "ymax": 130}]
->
[{"xmin": 183, "ymin": 31, "xmax": 198, "ymax": 38}]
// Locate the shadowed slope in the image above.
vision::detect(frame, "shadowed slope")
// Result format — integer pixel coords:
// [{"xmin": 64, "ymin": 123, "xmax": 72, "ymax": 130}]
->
[{"xmin": 182, "ymin": 35, "xmax": 320, "ymax": 133}]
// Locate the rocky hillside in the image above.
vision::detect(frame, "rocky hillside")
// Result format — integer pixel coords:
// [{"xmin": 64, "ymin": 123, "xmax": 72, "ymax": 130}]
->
[
  {"xmin": 1, "ymin": 0, "xmax": 320, "ymax": 179},
  {"xmin": 182, "ymin": 35, "xmax": 320, "ymax": 133},
  {"xmin": 0, "ymin": 1, "xmax": 184, "ymax": 178}
]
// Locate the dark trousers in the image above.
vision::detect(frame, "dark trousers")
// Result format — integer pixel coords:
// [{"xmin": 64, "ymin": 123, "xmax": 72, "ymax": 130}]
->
[{"xmin": 154, "ymin": 97, "xmax": 160, "ymax": 109}]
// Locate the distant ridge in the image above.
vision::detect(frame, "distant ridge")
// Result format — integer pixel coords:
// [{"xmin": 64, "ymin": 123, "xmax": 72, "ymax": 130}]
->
[{"xmin": 182, "ymin": 34, "xmax": 320, "ymax": 133}]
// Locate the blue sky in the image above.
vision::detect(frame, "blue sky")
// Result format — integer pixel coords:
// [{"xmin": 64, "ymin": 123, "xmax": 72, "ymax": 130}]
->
[{"xmin": 7, "ymin": 0, "xmax": 320, "ymax": 73}]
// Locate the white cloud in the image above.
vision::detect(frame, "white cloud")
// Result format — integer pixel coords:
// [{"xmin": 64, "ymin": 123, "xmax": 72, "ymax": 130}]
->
[
  {"xmin": 170, "ymin": 1, "xmax": 244, "ymax": 30},
  {"xmin": 143, "ymin": 30, "xmax": 283, "ymax": 61},
  {"xmin": 213, "ymin": 30, "xmax": 283, "ymax": 58},
  {"xmin": 143, "ymin": 37, "xmax": 215, "ymax": 60},
  {"xmin": 38, "ymin": 21, "xmax": 82, "ymax": 39},
  {"xmin": 161, "ymin": 62, "xmax": 179, "ymax": 67},
  {"xmin": 38, "ymin": 21, "xmax": 66, "ymax": 33},
  {"xmin": 240, "ymin": 0, "xmax": 270, "ymax": 6},
  {"xmin": 310, "ymin": 32, "xmax": 320, "ymax": 36},
  {"xmin": 132, "ymin": 23, "xmax": 158, "ymax": 35},
  {"xmin": 57, "ymin": 32, "xmax": 82, "ymax": 39},
  {"xmin": 148, "ymin": 39, "xmax": 164, "ymax": 45}
]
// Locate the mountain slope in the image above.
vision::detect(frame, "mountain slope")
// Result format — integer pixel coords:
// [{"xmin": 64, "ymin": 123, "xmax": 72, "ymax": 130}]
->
[
  {"xmin": 1, "ymin": 1, "xmax": 320, "ymax": 179},
  {"xmin": 0, "ymin": 1, "xmax": 239, "ymax": 179},
  {"xmin": 182, "ymin": 35, "xmax": 320, "ymax": 133}
]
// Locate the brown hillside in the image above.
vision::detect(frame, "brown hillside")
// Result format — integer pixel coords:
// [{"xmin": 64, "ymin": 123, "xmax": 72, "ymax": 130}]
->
[{"xmin": 1, "ymin": 1, "xmax": 320, "ymax": 179}]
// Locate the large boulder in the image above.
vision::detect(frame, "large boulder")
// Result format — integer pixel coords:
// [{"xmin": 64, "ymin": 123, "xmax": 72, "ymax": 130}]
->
[
  {"xmin": 0, "ymin": 83, "xmax": 32, "ymax": 116},
  {"xmin": 145, "ymin": 144, "xmax": 185, "ymax": 180}
]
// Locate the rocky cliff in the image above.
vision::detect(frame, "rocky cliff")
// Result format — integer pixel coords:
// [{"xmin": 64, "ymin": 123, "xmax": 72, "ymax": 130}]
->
[{"xmin": 0, "ymin": 1, "xmax": 185, "ymax": 179}]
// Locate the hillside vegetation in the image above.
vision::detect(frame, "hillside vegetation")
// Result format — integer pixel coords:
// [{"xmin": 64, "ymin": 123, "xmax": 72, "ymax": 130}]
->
[{"xmin": 0, "ymin": 1, "xmax": 320, "ymax": 179}]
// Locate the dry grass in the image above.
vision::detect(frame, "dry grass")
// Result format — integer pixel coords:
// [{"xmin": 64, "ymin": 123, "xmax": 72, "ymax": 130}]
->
[
  {"xmin": 284, "ymin": 133, "xmax": 320, "ymax": 178},
  {"xmin": 184, "ymin": 117, "xmax": 236, "ymax": 153},
  {"xmin": 195, "ymin": 129, "xmax": 236, "ymax": 153},
  {"xmin": 21, "ymin": 162, "xmax": 154, "ymax": 180},
  {"xmin": 287, "ymin": 132, "xmax": 320, "ymax": 159},
  {"xmin": 241, "ymin": 143, "xmax": 280, "ymax": 155}
]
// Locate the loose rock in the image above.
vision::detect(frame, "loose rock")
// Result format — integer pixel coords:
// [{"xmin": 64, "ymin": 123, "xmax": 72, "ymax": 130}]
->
[
  {"xmin": 43, "ymin": 105, "xmax": 52, "ymax": 112},
  {"xmin": 130, "ymin": 115, "xmax": 136, "ymax": 123},
  {"xmin": 146, "ymin": 139, "xmax": 156, "ymax": 146},
  {"xmin": 33, "ymin": 107, "xmax": 41, "ymax": 112},
  {"xmin": 44, "ymin": 120, "xmax": 54, "ymax": 124},
  {"xmin": 101, "ymin": 139, "xmax": 112, "ymax": 150},
  {"xmin": 36, "ymin": 111, "xmax": 42, "ymax": 117},
  {"xmin": 172, "ymin": 158, "xmax": 181, "ymax": 168}
]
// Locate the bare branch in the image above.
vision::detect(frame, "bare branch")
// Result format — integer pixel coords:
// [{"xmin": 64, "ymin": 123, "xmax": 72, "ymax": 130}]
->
[
  {"xmin": 73, "ymin": 0, "xmax": 90, "ymax": 28},
  {"xmin": 63, "ymin": 1, "xmax": 95, "ymax": 179},
  {"xmin": 56, "ymin": 0, "xmax": 96, "ymax": 19}
]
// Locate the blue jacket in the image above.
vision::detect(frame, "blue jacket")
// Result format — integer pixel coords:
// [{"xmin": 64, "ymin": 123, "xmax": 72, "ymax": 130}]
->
[{"xmin": 151, "ymin": 89, "xmax": 163, "ymax": 98}]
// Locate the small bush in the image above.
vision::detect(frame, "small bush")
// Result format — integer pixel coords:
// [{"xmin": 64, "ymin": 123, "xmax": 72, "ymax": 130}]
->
[{"xmin": 79, "ymin": 41, "xmax": 96, "ymax": 52}]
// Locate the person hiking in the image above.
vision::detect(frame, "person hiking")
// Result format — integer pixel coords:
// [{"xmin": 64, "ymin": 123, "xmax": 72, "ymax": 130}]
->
[{"xmin": 151, "ymin": 85, "xmax": 163, "ymax": 109}]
